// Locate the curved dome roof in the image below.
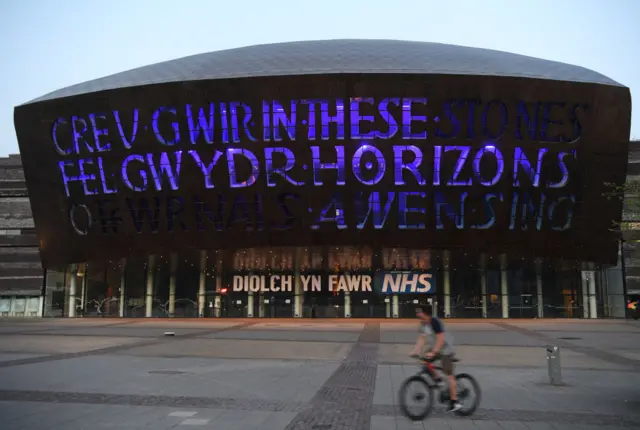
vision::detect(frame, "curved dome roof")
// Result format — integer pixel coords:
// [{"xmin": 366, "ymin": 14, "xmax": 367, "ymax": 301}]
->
[{"xmin": 27, "ymin": 39, "xmax": 621, "ymax": 104}]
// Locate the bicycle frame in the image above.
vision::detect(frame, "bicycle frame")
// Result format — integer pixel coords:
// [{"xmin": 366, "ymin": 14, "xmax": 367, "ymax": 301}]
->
[
  {"xmin": 422, "ymin": 361, "xmax": 443, "ymax": 373},
  {"xmin": 416, "ymin": 360, "xmax": 444, "ymax": 386}
]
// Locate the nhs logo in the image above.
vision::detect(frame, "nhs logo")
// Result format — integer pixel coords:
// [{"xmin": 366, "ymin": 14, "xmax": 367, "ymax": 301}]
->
[{"xmin": 379, "ymin": 271, "xmax": 435, "ymax": 294}]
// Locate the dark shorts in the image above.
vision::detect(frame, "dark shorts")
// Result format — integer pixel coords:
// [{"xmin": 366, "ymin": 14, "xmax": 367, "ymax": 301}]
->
[{"xmin": 431, "ymin": 352, "xmax": 455, "ymax": 375}]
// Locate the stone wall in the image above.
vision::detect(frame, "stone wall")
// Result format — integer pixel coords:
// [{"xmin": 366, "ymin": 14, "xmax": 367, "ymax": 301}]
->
[{"xmin": 0, "ymin": 155, "xmax": 42, "ymax": 297}]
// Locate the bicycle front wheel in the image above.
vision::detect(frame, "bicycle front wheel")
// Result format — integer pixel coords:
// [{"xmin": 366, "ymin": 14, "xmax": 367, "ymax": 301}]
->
[
  {"xmin": 398, "ymin": 375, "xmax": 434, "ymax": 421},
  {"xmin": 453, "ymin": 373, "xmax": 481, "ymax": 416}
]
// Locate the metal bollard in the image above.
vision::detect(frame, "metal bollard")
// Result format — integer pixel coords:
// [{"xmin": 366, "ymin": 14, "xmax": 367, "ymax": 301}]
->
[{"xmin": 546, "ymin": 346, "xmax": 562, "ymax": 385}]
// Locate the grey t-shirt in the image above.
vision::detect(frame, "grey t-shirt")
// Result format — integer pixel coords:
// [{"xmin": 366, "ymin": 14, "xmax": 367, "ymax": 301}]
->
[{"xmin": 420, "ymin": 317, "xmax": 454, "ymax": 355}]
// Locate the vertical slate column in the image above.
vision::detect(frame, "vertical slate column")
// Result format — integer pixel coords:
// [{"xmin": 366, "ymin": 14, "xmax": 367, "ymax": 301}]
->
[
  {"xmin": 68, "ymin": 264, "xmax": 78, "ymax": 318},
  {"xmin": 214, "ymin": 253, "xmax": 222, "ymax": 318},
  {"xmin": 119, "ymin": 258, "xmax": 126, "ymax": 318},
  {"xmin": 198, "ymin": 250, "xmax": 206, "ymax": 317},
  {"xmin": 535, "ymin": 259, "xmax": 544, "ymax": 318},
  {"xmin": 293, "ymin": 247, "xmax": 302, "ymax": 317},
  {"xmin": 390, "ymin": 296, "xmax": 397, "ymax": 318},
  {"xmin": 259, "ymin": 293, "xmax": 265, "ymax": 318},
  {"xmin": 581, "ymin": 263, "xmax": 598, "ymax": 318},
  {"xmin": 247, "ymin": 292, "xmax": 254, "ymax": 317},
  {"xmin": 145, "ymin": 255, "xmax": 155, "ymax": 318},
  {"xmin": 168, "ymin": 253, "xmax": 177, "ymax": 317},
  {"xmin": 581, "ymin": 265, "xmax": 590, "ymax": 318},
  {"xmin": 588, "ymin": 262, "xmax": 598, "ymax": 318},
  {"xmin": 344, "ymin": 291, "xmax": 351, "ymax": 318},
  {"xmin": 500, "ymin": 254, "xmax": 509, "ymax": 318},
  {"xmin": 443, "ymin": 250, "xmax": 451, "ymax": 317},
  {"xmin": 79, "ymin": 264, "xmax": 87, "ymax": 314}
]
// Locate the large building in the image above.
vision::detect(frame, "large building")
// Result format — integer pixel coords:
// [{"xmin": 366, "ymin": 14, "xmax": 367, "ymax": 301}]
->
[{"xmin": 7, "ymin": 39, "xmax": 635, "ymax": 319}]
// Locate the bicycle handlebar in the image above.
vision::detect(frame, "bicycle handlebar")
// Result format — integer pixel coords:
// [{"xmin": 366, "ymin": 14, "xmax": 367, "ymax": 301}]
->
[
  {"xmin": 409, "ymin": 354, "xmax": 436, "ymax": 363},
  {"xmin": 410, "ymin": 354, "xmax": 460, "ymax": 364}
]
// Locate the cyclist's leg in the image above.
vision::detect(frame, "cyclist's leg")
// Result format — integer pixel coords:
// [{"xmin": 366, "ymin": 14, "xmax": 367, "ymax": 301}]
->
[
  {"xmin": 435, "ymin": 353, "xmax": 446, "ymax": 380},
  {"xmin": 421, "ymin": 354, "xmax": 441, "ymax": 382},
  {"xmin": 441, "ymin": 354, "xmax": 460, "ymax": 409}
]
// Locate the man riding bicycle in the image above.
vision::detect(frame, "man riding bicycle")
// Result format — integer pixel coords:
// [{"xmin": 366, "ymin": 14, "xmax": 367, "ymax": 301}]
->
[{"xmin": 409, "ymin": 304, "xmax": 461, "ymax": 413}]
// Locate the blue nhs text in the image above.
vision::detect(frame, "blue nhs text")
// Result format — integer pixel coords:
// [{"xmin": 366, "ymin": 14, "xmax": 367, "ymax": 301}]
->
[{"xmin": 380, "ymin": 272, "xmax": 434, "ymax": 294}]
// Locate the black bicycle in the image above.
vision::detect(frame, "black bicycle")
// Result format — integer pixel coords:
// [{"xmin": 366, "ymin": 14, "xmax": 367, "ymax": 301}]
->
[{"xmin": 399, "ymin": 354, "xmax": 481, "ymax": 421}]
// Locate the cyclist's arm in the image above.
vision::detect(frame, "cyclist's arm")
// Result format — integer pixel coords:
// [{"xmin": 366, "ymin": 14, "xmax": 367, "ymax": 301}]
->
[
  {"xmin": 410, "ymin": 334, "xmax": 426, "ymax": 355},
  {"xmin": 432, "ymin": 332, "xmax": 445, "ymax": 354},
  {"xmin": 430, "ymin": 319, "xmax": 445, "ymax": 354}
]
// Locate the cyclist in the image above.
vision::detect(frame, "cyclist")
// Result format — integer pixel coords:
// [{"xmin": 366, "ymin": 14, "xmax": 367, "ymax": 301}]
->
[{"xmin": 409, "ymin": 304, "xmax": 461, "ymax": 413}]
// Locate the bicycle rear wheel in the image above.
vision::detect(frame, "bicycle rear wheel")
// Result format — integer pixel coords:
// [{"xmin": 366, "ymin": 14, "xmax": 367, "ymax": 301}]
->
[
  {"xmin": 398, "ymin": 375, "xmax": 434, "ymax": 421},
  {"xmin": 453, "ymin": 373, "xmax": 481, "ymax": 416}
]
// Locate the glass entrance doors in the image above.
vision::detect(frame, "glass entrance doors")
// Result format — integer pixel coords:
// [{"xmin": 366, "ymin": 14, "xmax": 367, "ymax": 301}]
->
[
  {"xmin": 303, "ymin": 293, "xmax": 344, "ymax": 317},
  {"xmin": 350, "ymin": 293, "xmax": 388, "ymax": 318},
  {"xmin": 509, "ymin": 294, "xmax": 537, "ymax": 318},
  {"xmin": 220, "ymin": 293, "xmax": 247, "ymax": 317},
  {"xmin": 260, "ymin": 294, "xmax": 294, "ymax": 318}
]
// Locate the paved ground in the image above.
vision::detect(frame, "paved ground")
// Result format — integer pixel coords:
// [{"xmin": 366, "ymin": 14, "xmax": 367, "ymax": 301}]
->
[{"xmin": 0, "ymin": 318, "xmax": 639, "ymax": 429}]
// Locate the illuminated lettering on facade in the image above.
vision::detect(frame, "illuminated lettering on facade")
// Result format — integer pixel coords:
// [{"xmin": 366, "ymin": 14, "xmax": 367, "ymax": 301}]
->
[
  {"xmin": 378, "ymin": 271, "xmax": 435, "ymax": 294},
  {"xmin": 232, "ymin": 274, "xmax": 374, "ymax": 293},
  {"xmin": 52, "ymin": 97, "xmax": 582, "ymax": 237},
  {"xmin": 231, "ymin": 272, "xmax": 435, "ymax": 295}
]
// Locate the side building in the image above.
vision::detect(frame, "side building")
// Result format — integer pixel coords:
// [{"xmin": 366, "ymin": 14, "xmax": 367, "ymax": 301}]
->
[
  {"xmin": 0, "ymin": 154, "xmax": 44, "ymax": 316},
  {"xmin": 622, "ymin": 140, "xmax": 640, "ymax": 311}
]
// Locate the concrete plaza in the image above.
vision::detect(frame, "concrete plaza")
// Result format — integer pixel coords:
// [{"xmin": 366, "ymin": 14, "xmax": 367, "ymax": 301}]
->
[{"xmin": 0, "ymin": 318, "xmax": 638, "ymax": 429}]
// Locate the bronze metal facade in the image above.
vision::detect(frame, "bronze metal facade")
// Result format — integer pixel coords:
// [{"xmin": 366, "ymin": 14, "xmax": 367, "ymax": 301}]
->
[{"xmin": 14, "ymin": 73, "xmax": 631, "ymax": 268}]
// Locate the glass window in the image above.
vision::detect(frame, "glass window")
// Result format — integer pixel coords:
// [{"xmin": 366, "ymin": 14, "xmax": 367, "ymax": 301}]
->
[
  {"xmin": 506, "ymin": 258, "xmax": 537, "ymax": 318},
  {"xmin": 104, "ymin": 261, "xmax": 122, "ymax": 317},
  {"xmin": 152, "ymin": 254, "xmax": 171, "ymax": 317},
  {"xmin": 83, "ymin": 262, "xmax": 106, "ymax": 317},
  {"xmin": 449, "ymin": 252, "xmax": 482, "ymax": 318},
  {"xmin": 598, "ymin": 264, "xmax": 626, "ymax": 318},
  {"xmin": 175, "ymin": 250, "xmax": 201, "ymax": 317},
  {"xmin": 541, "ymin": 258, "xmax": 582, "ymax": 318},
  {"xmin": 484, "ymin": 255, "xmax": 502, "ymax": 318},
  {"xmin": 124, "ymin": 256, "xmax": 146, "ymax": 317},
  {"xmin": 44, "ymin": 268, "xmax": 66, "ymax": 317},
  {"xmin": 82, "ymin": 261, "xmax": 120, "ymax": 317}
]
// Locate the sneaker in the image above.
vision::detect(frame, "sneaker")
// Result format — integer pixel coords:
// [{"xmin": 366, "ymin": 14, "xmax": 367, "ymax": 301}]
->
[{"xmin": 446, "ymin": 402, "xmax": 462, "ymax": 413}]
